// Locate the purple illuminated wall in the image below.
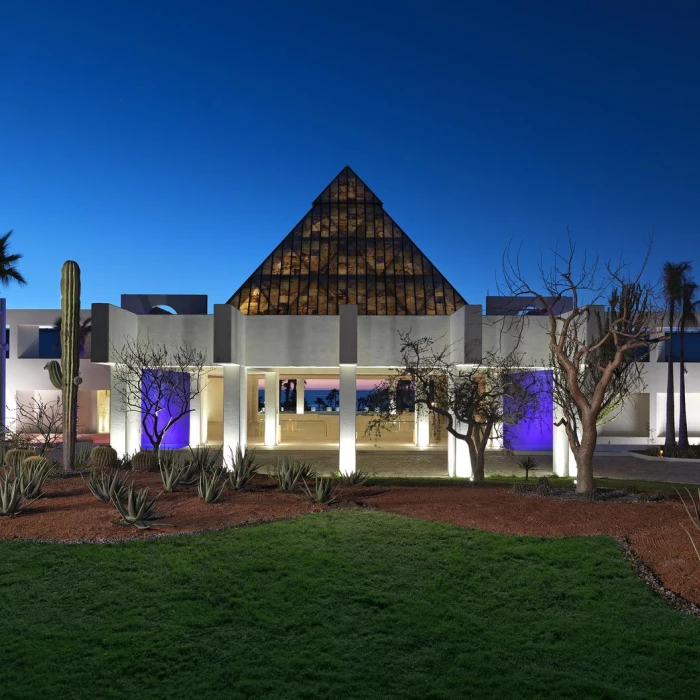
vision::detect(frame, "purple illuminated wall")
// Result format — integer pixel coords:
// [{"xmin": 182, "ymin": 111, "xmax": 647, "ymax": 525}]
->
[
  {"xmin": 141, "ymin": 370, "xmax": 190, "ymax": 450},
  {"xmin": 503, "ymin": 370, "xmax": 553, "ymax": 451}
]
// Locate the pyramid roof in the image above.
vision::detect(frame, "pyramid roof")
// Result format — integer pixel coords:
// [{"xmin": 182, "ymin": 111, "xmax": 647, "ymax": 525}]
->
[{"xmin": 227, "ymin": 166, "xmax": 466, "ymax": 315}]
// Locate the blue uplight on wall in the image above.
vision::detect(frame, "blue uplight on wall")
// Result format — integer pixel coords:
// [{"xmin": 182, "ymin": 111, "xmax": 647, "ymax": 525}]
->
[
  {"xmin": 503, "ymin": 370, "xmax": 553, "ymax": 451},
  {"xmin": 141, "ymin": 370, "xmax": 191, "ymax": 450}
]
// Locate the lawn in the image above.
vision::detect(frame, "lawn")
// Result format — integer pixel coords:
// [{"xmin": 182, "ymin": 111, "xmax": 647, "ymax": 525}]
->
[{"xmin": 1, "ymin": 510, "xmax": 699, "ymax": 699}]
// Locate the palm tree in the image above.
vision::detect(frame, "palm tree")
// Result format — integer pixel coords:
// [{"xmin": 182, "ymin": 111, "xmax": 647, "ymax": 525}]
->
[
  {"xmin": 662, "ymin": 261, "xmax": 691, "ymax": 448},
  {"xmin": 0, "ymin": 231, "xmax": 27, "ymax": 287},
  {"xmin": 678, "ymin": 278, "xmax": 698, "ymax": 450},
  {"xmin": 0, "ymin": 230, "xmax": 26, "ymax": 441}
]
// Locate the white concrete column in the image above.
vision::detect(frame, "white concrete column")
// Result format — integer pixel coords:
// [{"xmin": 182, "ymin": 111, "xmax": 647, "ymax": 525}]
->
[
  {"xmin": 415, "ymin": 403, "xmax": 430, "ymax": 447},
  {"xmin": 552, "ymin": 401, "xmax": 570, "ymax": 477},
  {"xmin": 223, "ymin": 364, "xmax": 248, "ymax": 464},
  {"xmin": 239, "ymin": 367, "xmax": 248, "ymax": 453},
  {"xmin": 126, "ymin": 404, "xmax": 141, "ymax": 455},
  {"xmin": 200, "ymin": 378, "xmax": 209, "ymax": 445},
  {"xmin": 296, "ymin": 377, "xmax": 305, "ymax": 415},
  {"xmin": 109, "ymin": 368, "xmax": 141, "ymax": 456},
  {"xmin": 447, "ymin": 427, "xmax": 456, "ymax": 476},
  {"xmin": 109, "ymin": 368, "xmax": 127, "ymax": 457},
  {"xmin": 339, "ymin": 364, "xmax": 357, "ymax": 475},
  {"xmin": 454, "ymin": 421, "xmax": 473, "ymax": 479},
  {"xmin": 264, "ymin": 371, "xmax": 279, "ymax": 446},
  {"xmin": 189, "ymin": 373, "xmax": 202, "ymax": 448},
  {"xmin": 648, "ymin": 391, "xmax": 658, "ymax": 443}
]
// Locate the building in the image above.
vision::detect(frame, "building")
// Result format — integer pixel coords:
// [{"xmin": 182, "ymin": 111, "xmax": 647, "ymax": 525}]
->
[{"xmin": 3, "ymin": 168, "xmax": 698, "ymax": 475}]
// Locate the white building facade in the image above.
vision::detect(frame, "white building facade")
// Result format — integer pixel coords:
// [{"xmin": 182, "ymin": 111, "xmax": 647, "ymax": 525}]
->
[{"xmin": 3, "ymin": 168, "xmax": 698, "ymax": 475}]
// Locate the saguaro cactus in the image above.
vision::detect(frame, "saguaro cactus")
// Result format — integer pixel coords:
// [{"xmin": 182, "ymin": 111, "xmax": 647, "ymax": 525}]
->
[{"xmin": 60, "ymin": 261, "xmax": 82, "ymax": 471}]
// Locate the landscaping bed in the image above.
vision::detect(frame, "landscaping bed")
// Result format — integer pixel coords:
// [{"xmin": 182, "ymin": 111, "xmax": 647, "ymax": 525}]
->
[{"xmin": 1, "ymin": 472, "xmax": 699, "ymax": 607}]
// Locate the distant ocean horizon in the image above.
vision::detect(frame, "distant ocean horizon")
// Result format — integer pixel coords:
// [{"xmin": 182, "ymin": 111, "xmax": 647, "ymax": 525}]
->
[{"xmin": 259, "ymin": 389, "xmax": 375, "ymax": 411}]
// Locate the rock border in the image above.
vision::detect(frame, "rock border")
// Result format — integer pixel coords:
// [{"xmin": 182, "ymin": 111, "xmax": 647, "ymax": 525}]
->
[{"xmin": 617, "ymin": 536, "xmax": 700, "ymax": 618}]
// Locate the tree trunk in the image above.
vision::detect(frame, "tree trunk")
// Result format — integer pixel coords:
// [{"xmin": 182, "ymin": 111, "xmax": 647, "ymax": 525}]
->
[
  {"xmin": 665, "ymin": 309, "xmax": 676, "ymax": 447},
  {"xmin": 574, "ymin": 417, "xmax": 597, "ymax": 493},
  {"xmin": 679, "ymin": 324, "xmax": 689, "ymax": 450},
  {"xmin": 473, "ymin": 446, "xmax": 486, "ymax": 482}
]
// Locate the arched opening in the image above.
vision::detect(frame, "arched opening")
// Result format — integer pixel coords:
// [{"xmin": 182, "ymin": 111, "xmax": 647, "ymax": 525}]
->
[{"xmin": 148, "ymin": 305, "xmax": 178, "ymax": 315}]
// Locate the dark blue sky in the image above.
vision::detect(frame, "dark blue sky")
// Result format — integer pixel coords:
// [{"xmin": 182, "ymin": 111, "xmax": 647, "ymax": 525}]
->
[{"xmin": 2, "ymin": 1, "xmax": 699, "ymax": 310}]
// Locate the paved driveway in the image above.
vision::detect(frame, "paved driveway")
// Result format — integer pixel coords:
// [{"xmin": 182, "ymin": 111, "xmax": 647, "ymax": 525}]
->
[{"xmin": 254, "ymin": 446, "xmax": 700, "ymax": 484}]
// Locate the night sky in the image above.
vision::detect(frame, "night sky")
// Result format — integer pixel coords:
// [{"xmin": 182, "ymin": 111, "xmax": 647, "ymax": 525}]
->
[{"xmin": 2, "ymin": 1, "xmax": 699, "ymax": 311}]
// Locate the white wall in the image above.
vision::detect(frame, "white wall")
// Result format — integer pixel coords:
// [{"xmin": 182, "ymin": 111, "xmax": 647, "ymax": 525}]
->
[
  {"xmin": 358, "ymin": 315, "xmax": 448, "ymax": 366},
  {"xmin": 245, "ymin": 316, "xmax": 339, "ymax": 367}
]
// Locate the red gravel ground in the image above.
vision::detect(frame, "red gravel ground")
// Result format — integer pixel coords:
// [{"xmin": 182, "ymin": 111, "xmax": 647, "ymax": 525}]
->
[{"xmin": 1, "ymin": 475, "xmax": 699, "ymax": 605}]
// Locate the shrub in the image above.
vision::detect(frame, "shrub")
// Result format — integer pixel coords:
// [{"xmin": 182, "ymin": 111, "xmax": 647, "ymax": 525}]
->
[
  {"xmin": 0, "ymin": 475, "xmax": 27, "ymax": 516},
  {"xmin": 110, "ymin": 484, "xmax": 168, "ymax": 529},
  {"xmin": 334, "ymin": 469, "xmax": 371, "ymax": 486},
  {"xmin": 84, "ymin": 469, "xmax": 129, "ymax": 503},
  {"xmin": 534, "ymin": 476, "xmax": 552, "ymax": 497},
  {"xmin": 4, "ymin": 448, "xmax": 33, "ymax": 468},
  {"xmin": 511, "ymin": 482, "xmax": 530, "ymax": 496},
  {"xmin": 227, "ymin": 445, "xmax": 261, "ymax": 490},
  {"xmin": 116, "ymin": 452, "xmax": 133, "ymax": 470},
  {"xmin": 516, "ymin": 456, "xmax": 538, "ymax": 481},
  {"xmin": 14, "ymin": 458, "xmax": 53, "ymax": 499},
  {"xmin": 90, "ymin": 445, "xmax": 118, "ymax": 470},
  {"xmin": 197, "ymin": 470, "xmax": 226, "ymax": 503},
  {"xmin": 300, "ymin": 476, "xmax": 338, "ymax": 505},
  {"xmin": 131, "ymin": 450, "xmax": 159, "ymax": 472},
  {"xmin": 275, "ymin": 457, "xmax": 315, "ymax": 491}
]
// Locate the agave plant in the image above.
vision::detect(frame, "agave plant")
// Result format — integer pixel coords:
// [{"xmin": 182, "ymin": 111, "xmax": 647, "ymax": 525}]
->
[
  {"xmin": 197, "ymin": 470, "xmax": 226, "ymax": 503},
  {"xmin": 676, "ymin": 488, "xmax": 700, "ymax": 562},
  {"xmin": 14, "ymin": 458, "xmax": 54, "ymax": 499},
  {"xmin": 0, "ymin": 475, "xmax": 28, "ymax": 516},
  {"xmin": 75, "ymin": 444, "xmax": 92, "ymax": 470},
  {"xmin": 334, "ymin": 469, "xmax": 371, "ymax": 486},
  {"xmin": 188, "ymin": 445, "xmax": 222, "ymax": 475},
  {"xmin": 83, "ymin": 469, "xmax": 129, "ymax": 503},
  {"xmin": 300, "ymin": 476, "xmax": 338, "ymax": 505},
  {"xmin": 227, "ymin": 445, "xmax": 261, "ymax": 490},
  {"xmin": 159, "ymin": 454, "xmax": 186, "ymax": 493},
  {"xmin": 274, "ymin": 457, "xmax": 316, "ymax": 491},
  {"xmin": 175, "ymin": 459, "xmax": 199, "ymax": 486},
  {"xmin": 110, "ymin": 484, "xmax": 169, "ymax": 529}
]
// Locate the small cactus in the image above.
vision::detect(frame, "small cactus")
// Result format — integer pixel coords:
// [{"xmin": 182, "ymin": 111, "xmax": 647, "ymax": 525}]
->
[
  {"xmin": 21, "ymin": 455, "xmax": 48, "ymax": 469},
  {"xmin": 131, "ymin": 450, "xmax": 159, "ymax": 472},
  {"xmin": 90, "ymin": 445, "xmax": 118, "ymax": 470},
  {"xmin": 4, "ymin": 448, "xmax": 33, "ymax": 468}
]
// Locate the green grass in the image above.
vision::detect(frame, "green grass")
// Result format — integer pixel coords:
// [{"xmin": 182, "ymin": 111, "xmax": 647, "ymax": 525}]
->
[{"xmin": 1, "ymin": 511, "xmax": 698, "ymax": 699}]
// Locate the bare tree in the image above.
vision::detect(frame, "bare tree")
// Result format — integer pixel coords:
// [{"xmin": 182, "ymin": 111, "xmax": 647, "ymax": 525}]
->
[
  {"xmin": 367, "ymin": 331, "xmax": 544, "ymax": 481},
  {"xmin": 111, "ymin": 339, "xmax": 208, "ymax": 458},
  {"xmin": 13, "ymin": 395, "xmax": 63, "ymax": 455},
  {"xmin": 502, "ymin": 239, "xmax": 661, "ymax": 493}
]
